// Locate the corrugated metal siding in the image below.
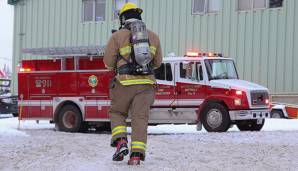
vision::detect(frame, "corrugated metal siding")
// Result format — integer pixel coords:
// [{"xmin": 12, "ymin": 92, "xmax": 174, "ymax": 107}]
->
[{"xmin": 12, "ymin": 0, "xmax": 298, "ymax": 94}]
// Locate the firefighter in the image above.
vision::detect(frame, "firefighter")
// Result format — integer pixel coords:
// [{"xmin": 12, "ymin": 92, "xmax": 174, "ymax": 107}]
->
[{"xmin": 103, "ymin": 2, "xmax": 162, "ymax": 165}]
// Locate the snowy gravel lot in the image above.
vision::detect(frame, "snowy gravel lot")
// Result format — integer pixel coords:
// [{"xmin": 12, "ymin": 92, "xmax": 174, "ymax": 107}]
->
[{"xmin": 1, "ymin": 117, "xmax": 298, "ymax": 171}]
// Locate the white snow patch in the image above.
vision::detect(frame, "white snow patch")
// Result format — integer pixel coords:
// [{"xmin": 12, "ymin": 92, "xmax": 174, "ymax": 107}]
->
[
  {"xmin": 0, "ymin": 117, "xmax": 54, "ymax": 137},
  {"xmin": 0, "ymin": 125, "xmax": 27, "ymax": 137},
  {"xmin": 1, "ymin": 118, "xmax": 298, "ymax": 170}
]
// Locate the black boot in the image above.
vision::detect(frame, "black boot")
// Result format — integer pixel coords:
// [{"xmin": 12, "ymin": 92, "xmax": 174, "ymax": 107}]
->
[
  {"xmin": 112, "ymin": 138, "xmax": 129, "ymax": 161},
  {"xmin": 128, "ymin": 152, "xmax": 144, "ymax": 165}
]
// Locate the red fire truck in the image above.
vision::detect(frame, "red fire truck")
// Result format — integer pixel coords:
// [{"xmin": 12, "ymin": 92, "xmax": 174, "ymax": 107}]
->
[{"xmin": 18, "ymin": 46, "xmax": 270, "ymax": 132}]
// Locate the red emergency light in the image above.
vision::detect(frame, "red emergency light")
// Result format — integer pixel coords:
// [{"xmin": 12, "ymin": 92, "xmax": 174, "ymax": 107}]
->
[{"xmin": 208, "ymin": 52, "xmax": 214, "ymax": 57}]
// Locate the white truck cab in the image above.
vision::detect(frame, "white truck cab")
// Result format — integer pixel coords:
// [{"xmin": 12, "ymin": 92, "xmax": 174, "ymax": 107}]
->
[{"xmin": 151, "ymin": 52, "xmax": 270, "ymax": 132}]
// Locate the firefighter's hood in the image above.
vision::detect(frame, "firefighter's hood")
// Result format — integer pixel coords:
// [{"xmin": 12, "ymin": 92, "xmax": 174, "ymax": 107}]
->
[{"xmin": 209, "ymin": 79, "xmax": 268, "ymax": 92}]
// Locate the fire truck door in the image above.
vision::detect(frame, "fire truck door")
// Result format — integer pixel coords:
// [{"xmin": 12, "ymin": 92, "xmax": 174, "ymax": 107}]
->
[
  {"xmin": 153, "ymin": 63, "xmax": 176, "ymax": 107},
  {"xmin": 176, "ymin": 61, "xmax": 206, "ymax": 107}
]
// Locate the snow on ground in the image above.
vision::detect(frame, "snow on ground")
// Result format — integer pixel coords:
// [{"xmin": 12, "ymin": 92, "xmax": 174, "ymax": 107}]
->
[{"xmin": 1, "ymin": 117, "xmax": 298, "ymax": 171}]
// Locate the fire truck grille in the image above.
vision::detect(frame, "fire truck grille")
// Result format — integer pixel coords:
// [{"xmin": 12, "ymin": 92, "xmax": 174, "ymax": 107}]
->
[{"xmin": 250, "ymin": 91, "xmax": 269, "ymax": 106}]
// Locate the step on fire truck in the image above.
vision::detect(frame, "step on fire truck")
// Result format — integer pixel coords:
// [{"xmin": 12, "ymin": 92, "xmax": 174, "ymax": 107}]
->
[{"xmin": 18, "ymin": 46, "xmax": 270, "ymax": 132}]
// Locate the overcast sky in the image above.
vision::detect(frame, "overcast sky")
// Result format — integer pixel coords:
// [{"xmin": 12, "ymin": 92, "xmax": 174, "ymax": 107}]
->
[{"xmin": 0, "ymin": 1, "xmax": 14, "ymax": 70}]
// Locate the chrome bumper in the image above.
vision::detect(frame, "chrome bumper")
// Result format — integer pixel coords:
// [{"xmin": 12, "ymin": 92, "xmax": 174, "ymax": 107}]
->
[{"xmin": 229, "ymin": 109, "xmax": 270, "ymax": 121}]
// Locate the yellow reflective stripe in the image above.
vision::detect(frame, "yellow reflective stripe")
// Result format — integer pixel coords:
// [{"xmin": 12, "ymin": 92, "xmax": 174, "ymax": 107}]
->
[
  {"xmin": 112, "ymin": 130, "xmax": 126, "ymax": 137},
  {"xmin": 120, "ymin": 81, "xmax": 154, "ymax": 85},
  {"xmin": 132, "ymin": 145, "xmax": 146, "ymax": 151},
  {"xmin": 120, "ymin": 79, "xmax": 155, "ymax": 85},
  {"xmin": 149, "ymin": 46, "xmax": 157, "ymax": 56},
  {"xmin": 131, "ymin": 141, "xmax": 146, "ymax": 150},
  {"xmin": 119, "ymin": 46, "xmax": 132, "ymax": 56},
  {"xmin": 112, "ymin": 126, "xmax": 126, "ymax": 133},
  {"xmin": 132, "ymin": 141, "xmax": 146, "ymax": 146},
  {"xmin": 120, "ymin": 45, "xmax": 156, "ymax": 56},
  {"xmin": 112, "ymin": 126, "xmax": 127, "ymax": 137}
]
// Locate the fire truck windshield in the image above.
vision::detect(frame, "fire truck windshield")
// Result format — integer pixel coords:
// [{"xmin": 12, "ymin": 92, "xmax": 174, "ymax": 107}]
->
[{"xmin": 205, "ymin": 59, "xmax": 238, "ymax": 80}]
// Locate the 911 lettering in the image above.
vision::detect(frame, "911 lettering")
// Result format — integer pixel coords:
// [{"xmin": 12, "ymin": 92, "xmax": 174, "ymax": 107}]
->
[{"xmin": 35, "ymin": 79, "xmax": 52, "ymax": 88}]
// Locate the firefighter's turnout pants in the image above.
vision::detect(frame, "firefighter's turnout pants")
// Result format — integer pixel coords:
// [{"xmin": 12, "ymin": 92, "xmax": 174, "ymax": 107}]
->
[{"xmin": 109, "ymin": 79, "xmax": 155, "ymax": 157}]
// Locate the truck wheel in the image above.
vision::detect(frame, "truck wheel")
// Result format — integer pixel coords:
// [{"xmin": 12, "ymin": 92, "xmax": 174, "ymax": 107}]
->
[
  {"xmin": 57, "ymin": 105, "xmax": 82, "ymax": 132},
  {"xmin": 270, "ymin": 110, "xmax": 284, "ymax": 118},
  {"xmin": 201, "ymin": 103, "xmax": 231, "ymax": 132},
  {"xmin": 236, "ymin": 119, "xmax": 265, "ymax": 131}
]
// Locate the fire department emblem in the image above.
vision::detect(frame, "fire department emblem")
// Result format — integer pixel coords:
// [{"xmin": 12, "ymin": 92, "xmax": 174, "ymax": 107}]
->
[{"xmin": 88, "ymin": 75, "xmax": 98, "ymax": 88}]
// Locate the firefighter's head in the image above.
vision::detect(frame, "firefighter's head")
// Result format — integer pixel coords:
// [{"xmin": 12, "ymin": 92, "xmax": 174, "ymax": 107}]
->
[{"xmin": 119, "ymin": 2, "xmax": 143, "ymax": 26}]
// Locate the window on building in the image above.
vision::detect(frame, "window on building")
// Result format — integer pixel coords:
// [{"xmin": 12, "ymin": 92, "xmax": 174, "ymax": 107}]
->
[
  {"xmin": 192, "ymin": 0, "xmax": 221, "ymax": 14},
  {"xmin": 269, "ymin": 0, "xmax": 283, "ymax": 8},
  {"xmin": 238, "ymin": 0, "xmax": 283, "ymax": 11},
  {"xmin": 193, "ymin": 0, "xmax": 205, "ymax": 14},
  {"xmin": 95, "ymin": 0, "xmax": 106, "ymax": 21},
  {"xmin": 155, "ymin": 63, "xmax": 173, "ymax": 81},
  {"xmin": 82, "ymin": 0, "xmax": 106, "ymax": 22},
  {"xmin": 113, "ymin": 0, "xmax": 138, "ymax": 20},
  {"xmin": 83, "ymin": 0, "xmax": 94, "ymax": 22},
  {"xmin": 254, "ymin": 0, "xmax": 267, "ymax": 9},
  {"xmin": 207, "ymin": 0, "xmax": 221, "ymax": 13}
]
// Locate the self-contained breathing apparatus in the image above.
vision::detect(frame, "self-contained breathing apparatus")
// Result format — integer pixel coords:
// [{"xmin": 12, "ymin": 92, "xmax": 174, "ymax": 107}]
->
[{"xmin": 116, "ymin": 20, "xmax": 154, "ymax": 75}]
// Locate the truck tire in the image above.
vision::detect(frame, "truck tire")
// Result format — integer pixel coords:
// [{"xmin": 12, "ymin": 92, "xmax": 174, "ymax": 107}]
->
[
  {"xmin": 201, "ymin": 103, "xmax": 231, "ymax": 132},
  {"xmin": 56, "ymin": 105, "xmax": 82, "ymax": 132},
  {"xmin": 236, "ymin": 119, "xmax": 265, "ymax": 131},
  {"xmin": 270, "ymin": 109, "xmax": 284, "ymax": 118}
]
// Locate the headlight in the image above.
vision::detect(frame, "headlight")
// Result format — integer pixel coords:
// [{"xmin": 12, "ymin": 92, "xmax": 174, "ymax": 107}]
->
[
  {"xmin": 234, "ymin": 99, "xmax": 242, "ymax": 106},
  {"xmin": 235, "ymin": 90, "xmax": 243, "ymax": 95}
]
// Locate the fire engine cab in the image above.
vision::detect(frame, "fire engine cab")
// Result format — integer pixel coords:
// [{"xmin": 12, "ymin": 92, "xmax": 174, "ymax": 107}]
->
[{"xmin": 18, "ymin": 46, "xmax": 270, "ymax": 132}]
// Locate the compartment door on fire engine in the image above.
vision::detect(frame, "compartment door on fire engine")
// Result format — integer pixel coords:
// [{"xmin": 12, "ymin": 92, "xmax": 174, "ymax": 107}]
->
[
  {"xmin": 79, "ymin": 72, "xmax": 113, "ymax": 119},
  {"xmin": 27, "ymin": 74, "xmax": 55, "ymax": 118},
  {"xmin": 154, "ymin": 63, "xmax": 176, "ymax": 106},
  {"xmin": 176, "ymin": 61, "xmax": 206, "ymax": 107}
]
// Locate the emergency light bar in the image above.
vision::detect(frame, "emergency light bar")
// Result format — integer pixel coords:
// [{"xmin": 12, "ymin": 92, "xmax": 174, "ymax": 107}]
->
[
  {"xmin": 186, "ymin": 51, "xmax": 223, "ymax": 57},
  {"xmin": 186, "ymin": 51, "xmax": 199, "ymax": 57}
]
